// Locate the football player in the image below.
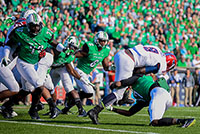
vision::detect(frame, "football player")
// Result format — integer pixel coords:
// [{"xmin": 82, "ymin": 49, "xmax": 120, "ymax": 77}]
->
[
  {"xmin": 50, "ymin": 35, "xmax": 89, "ymax": 117},
  {"xmin": 1, "ymin": 10, "xmax": 60, "ymax": 119},
  {"xmin": 0, "ymin": 9, "xmax": 37, "ymax": 102},
  {"xmin": 87, "ymin": 44, "xmax": 177, "ymax": 124},
  {"xmin": 106, "ymin": 74, "xmax": 196, "ymax": 128},
  {"xmin": 4, "ymin": 13, "xmax": 65, "ymax": 120},
  {"xmin": 61, "ymin": 31, "xmax": 113, "ymax": 114}
]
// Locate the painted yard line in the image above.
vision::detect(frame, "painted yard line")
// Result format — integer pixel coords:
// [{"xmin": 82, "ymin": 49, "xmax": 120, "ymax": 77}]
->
[{"xmin": 0, "ymin": 120, "xmax": 159, "ymax": 134}]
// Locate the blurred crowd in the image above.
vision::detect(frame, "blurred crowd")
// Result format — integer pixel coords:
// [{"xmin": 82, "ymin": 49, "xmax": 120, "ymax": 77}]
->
[
  {"xmin": 0, "ymin": 0, "xmax": 200, "ymax": 66},
  {"xmin": 0, "ymin": 0, "xmax": 200, "ymax": 106}
]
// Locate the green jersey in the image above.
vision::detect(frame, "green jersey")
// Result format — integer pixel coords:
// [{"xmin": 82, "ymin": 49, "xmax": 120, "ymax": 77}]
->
[
  {"xmin": 12, "ymin": 26, "xmax": 53, "ymax": 64},
  {"xmin": 132, "ymin": 75, "xmax": 169, "ymax": 101},
  {"xmin": 77, "ymin": 41, "xmax": 110, "ymax": 74},
  {"xmin": 53, "ymin": 51, "xmax": 75, "ymax": 67}
]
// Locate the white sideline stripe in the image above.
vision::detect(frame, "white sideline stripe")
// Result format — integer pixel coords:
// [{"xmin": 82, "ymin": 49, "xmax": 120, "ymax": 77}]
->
[{"xmin": 0, "ymin": 120, "xmax": 159, "ymax": 134}]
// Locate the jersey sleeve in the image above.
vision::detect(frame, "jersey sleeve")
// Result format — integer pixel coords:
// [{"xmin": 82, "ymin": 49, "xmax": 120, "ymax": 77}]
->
[{"xmin": 42, "ymin": 27, "xmax": 54, "ymax": 43}]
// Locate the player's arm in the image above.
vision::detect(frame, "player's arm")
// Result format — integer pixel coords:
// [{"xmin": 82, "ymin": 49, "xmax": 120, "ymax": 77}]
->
[
  {"xmin": 102, "ymin": 56, "xmax": 110, "ymax": 71},
  {"xmin": 65, "ymin": 63, "xmax": 81, "ymax": 80},
  {"xmin": 65, "ymin": 62, "xmax": 90, "ymax": 85},
  {"xmin": 48, "ymin": 37, "xmax": 66, "ymax": 52},
  {"xmin": 75, "ymin": 43, "xmax": 88, "ymax": 58},
  {"xmin": 110, "ymin": 74, "xmax": 143, "ymax": 90},
  {"xmin": 111, "ymin": 100, "xmax": 147, "ymax": 116},
  {"xmin": 133, "ymin": 63, "xmax": 160, "ymax": 74}
]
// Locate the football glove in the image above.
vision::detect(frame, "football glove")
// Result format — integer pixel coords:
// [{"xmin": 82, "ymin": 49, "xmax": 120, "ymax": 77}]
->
[{"xmin": 80, "ymin": 77, "xmax": 90, "ymax": 86}]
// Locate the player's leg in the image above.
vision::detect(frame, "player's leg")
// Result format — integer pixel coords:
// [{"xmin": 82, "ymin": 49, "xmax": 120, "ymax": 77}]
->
[
  {"xmin": 149, "ymin": 87, "xmax": 173, "ymax": 126},
  {"xmin": 0, "ymin": 66, "xmax": 20, "ymax": 101},
  {"xmin": 16, "ymin": 58, "xmax": 44, "ymax": 119},
  {"xmin": 60, "ymin": 67, "xmax": 87, "ymax": 117},
  {"xmin": 41, "ymin": 74, "xmax": 60, "ymax": 119}
]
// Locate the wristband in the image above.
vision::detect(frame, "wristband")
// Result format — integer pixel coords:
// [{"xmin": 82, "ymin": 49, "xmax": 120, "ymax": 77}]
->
[{"xmin": 56, "ymin": 43, "xmax": 64, "ymax": 52}]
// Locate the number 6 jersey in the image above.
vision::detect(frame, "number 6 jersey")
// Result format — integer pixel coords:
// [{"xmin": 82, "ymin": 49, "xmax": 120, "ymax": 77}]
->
[{"xmin": 76, "ymin": 41, "xmax": 110, "ymax": 74}]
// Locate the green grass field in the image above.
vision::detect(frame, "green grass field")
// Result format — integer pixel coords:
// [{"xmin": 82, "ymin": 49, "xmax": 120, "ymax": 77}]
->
[{"xmin": 0, "ymin": 105, "xmax": 199, "ymax": 134}]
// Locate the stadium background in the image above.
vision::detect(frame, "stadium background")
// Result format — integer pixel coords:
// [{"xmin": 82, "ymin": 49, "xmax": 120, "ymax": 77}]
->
[{"xmin": 0, "ymin": 0, "xmax": 200, "ymax": 106}]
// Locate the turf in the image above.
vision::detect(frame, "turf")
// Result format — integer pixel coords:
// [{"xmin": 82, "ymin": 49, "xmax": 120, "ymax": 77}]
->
[{"xmin": 0, "ymin": 105, "xmax": 199, "ymax": 134}]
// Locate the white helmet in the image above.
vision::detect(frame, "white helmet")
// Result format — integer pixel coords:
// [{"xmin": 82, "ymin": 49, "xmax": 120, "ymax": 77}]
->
[
  {"xmin": 64, "ymin": 35, "xmax": 80, "ymax": 49},
  {"xmin": 94, "ymin": 31, "xmax": 109, "ymax": 48},
  {"xmin": 26, "ymin": 13, "xmax": 43, "ymax": 36},
  {"xmin": 21, "ymin": 9, "xmax": 37, "ymax": 19}
]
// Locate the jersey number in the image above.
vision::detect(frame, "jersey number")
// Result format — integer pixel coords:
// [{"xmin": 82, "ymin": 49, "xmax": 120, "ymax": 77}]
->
[
  {"xmin": 143, "ymin": 46, "xmax": 159, "ymax": 54},
  {"xmin": 90, "ymin": 60, "xmax": 99, "ymax": 67}
]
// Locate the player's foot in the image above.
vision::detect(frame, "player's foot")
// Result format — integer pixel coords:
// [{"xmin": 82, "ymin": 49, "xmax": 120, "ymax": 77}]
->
[
  {"xmin": 118, "ymin": 88, "xmax": 135, "ymax": 105},
  {"xmin": 87, "ymin": 109, "xmax": 99, "ymax": 125},
  {"xmin": 78, "ymin": 109, "xmax": 87, "ymax": 117},
  {"xmin": 182, "ymin": 118, "xmax": 196, "ymax": 128},
  {"xmin": 61, "ymin": 107, "xmax": 70, "ymax": 114},
  {"xmin": 28, "ymin": 109, "xmax": 40, "ymax": 120},
  {"xmin": 1, "ymin": 106, "xmax": 12, "ymax": 119},
  {"xmin": 50, "ymin": 107, "xmax": 61, "ymax": 119},
  {"xmin": 11, "ymin": 111, "xmax": 18, "ymax": 117},
  {"xmin": 36, "ymin": 102, "xmax": 44, "ymax": 112}
]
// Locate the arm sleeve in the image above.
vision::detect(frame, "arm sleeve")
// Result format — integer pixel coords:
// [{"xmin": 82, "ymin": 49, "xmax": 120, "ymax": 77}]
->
[
  {"xmin": 82, "ymin": 43, "xmax": 89, "ymax": 54},
  {"xmin": 120, "ymin": 74, "xmax": 143, "ymax": 87}
]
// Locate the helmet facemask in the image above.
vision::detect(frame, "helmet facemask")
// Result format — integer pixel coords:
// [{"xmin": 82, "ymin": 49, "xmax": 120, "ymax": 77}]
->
[
  {"xmin": 64, "ymin": 36, "xmax": 80, "ymax": 55},
  {"xmin": 94, "ymin": 31, "xmax": 109, "ymax": 48},
  {"xmin": 26, "ymin": 13, "xmax": 43, "ymax": 36}
]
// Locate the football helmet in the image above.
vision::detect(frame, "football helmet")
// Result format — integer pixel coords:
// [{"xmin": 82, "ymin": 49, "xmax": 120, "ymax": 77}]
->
[
  {"xmin": 64, "ymin": 36, "xmax": 80, "ymax": 55},
  {"xmin": 94, "ymin": 31, "xmax": 109, "ymax": 48},
  {"xmin": 165, "ymin": 52, "xmax": 177, "ymax": 72},
  {"xmin": 64, "ymin": 35, "xmax": 80, "ymax": 49},
  {"xmin": 26, "ymin": 13, "xmax": 43, "ymax": 36},
  {"xmin": 21, "ymin": 9, "xmax": 37, "ymax": 19}
]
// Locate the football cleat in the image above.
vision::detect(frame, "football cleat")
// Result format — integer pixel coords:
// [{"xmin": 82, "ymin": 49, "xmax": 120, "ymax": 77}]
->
[
  {"xmin": 87, "ymin": 109, "xmax": 99, "ymax": 125},
  {"xmin": 182, "ymin": 118, "xmax": 196, "ymax": 128},
  {"xmin": 78, "ymin": 109, "xmax": 87, "ymax": 117},
  {"xmin": 11, "ymin": 111, "xmax": 18, "ymax": 117},
  {"xmin": 36, "ymin": 102, "xmax": 44, "ymax": 112},
  {"xmin": 1, "ymin": 106, "xmax": 12, "ymax": 119},
  {"xmin": 61, "ymin": 106, "xmax": 70, "ymax": 114},
  {"xmin": 50, "ymin": 107, "xmax": 61, "ymax": 119},
  {"xmin": 28, "ymin": 109, "xmax": 40, "ymax": 120},
  {"xmin": 118, "ymin": 88, "xmax": 135, "ymax": 105}
]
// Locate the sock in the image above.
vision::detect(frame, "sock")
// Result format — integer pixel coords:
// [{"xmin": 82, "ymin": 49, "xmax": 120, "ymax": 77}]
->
[
  {"xmin": 102, "ymin": 93, "xmax": 117, "ymax": 107},
  {"xmin": 47, "ymin": 98, "xmax": 56, "ymax": 109},
  {"xmin": 30, "ymin": 87, "xmax": 43, "ymax": 111},
  {"xmin": 75, "ymin": 98, "xmax": 83, "ymax": 111}
]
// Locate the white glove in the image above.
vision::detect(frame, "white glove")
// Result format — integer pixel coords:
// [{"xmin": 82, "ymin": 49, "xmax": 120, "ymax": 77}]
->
[
  {"xmin": 80, "ymin": 77, "xmax": 90, "ymax": 86},
  {"xmin": 106, "ymin": 105, "xmax": 113, "ymax": 111}
]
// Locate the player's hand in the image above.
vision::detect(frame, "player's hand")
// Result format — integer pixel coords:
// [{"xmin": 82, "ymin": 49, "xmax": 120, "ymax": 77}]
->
[
  {"xmin": 1, "ymin": 57, "xmax": 11, "ymax": 66},
  {"xmin": 110, "ymin": 81, "xmax": 121, "ymax": 90},
  {"xmin": 108, "ymin": 63, "xmax": 116, "ymax": 71},
  {"xmin": 80, "ymin": 77, "xmax": 90, "ymax": 85},
  {"xmin": 106, "ymin": 105, "xmax": 113, "ymax": 111}
]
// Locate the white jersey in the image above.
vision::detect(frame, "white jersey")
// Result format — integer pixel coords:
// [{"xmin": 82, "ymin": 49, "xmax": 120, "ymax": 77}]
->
[{"xmin": 129, "ymin": 45, "xmax": 167, "ymax": 74}]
